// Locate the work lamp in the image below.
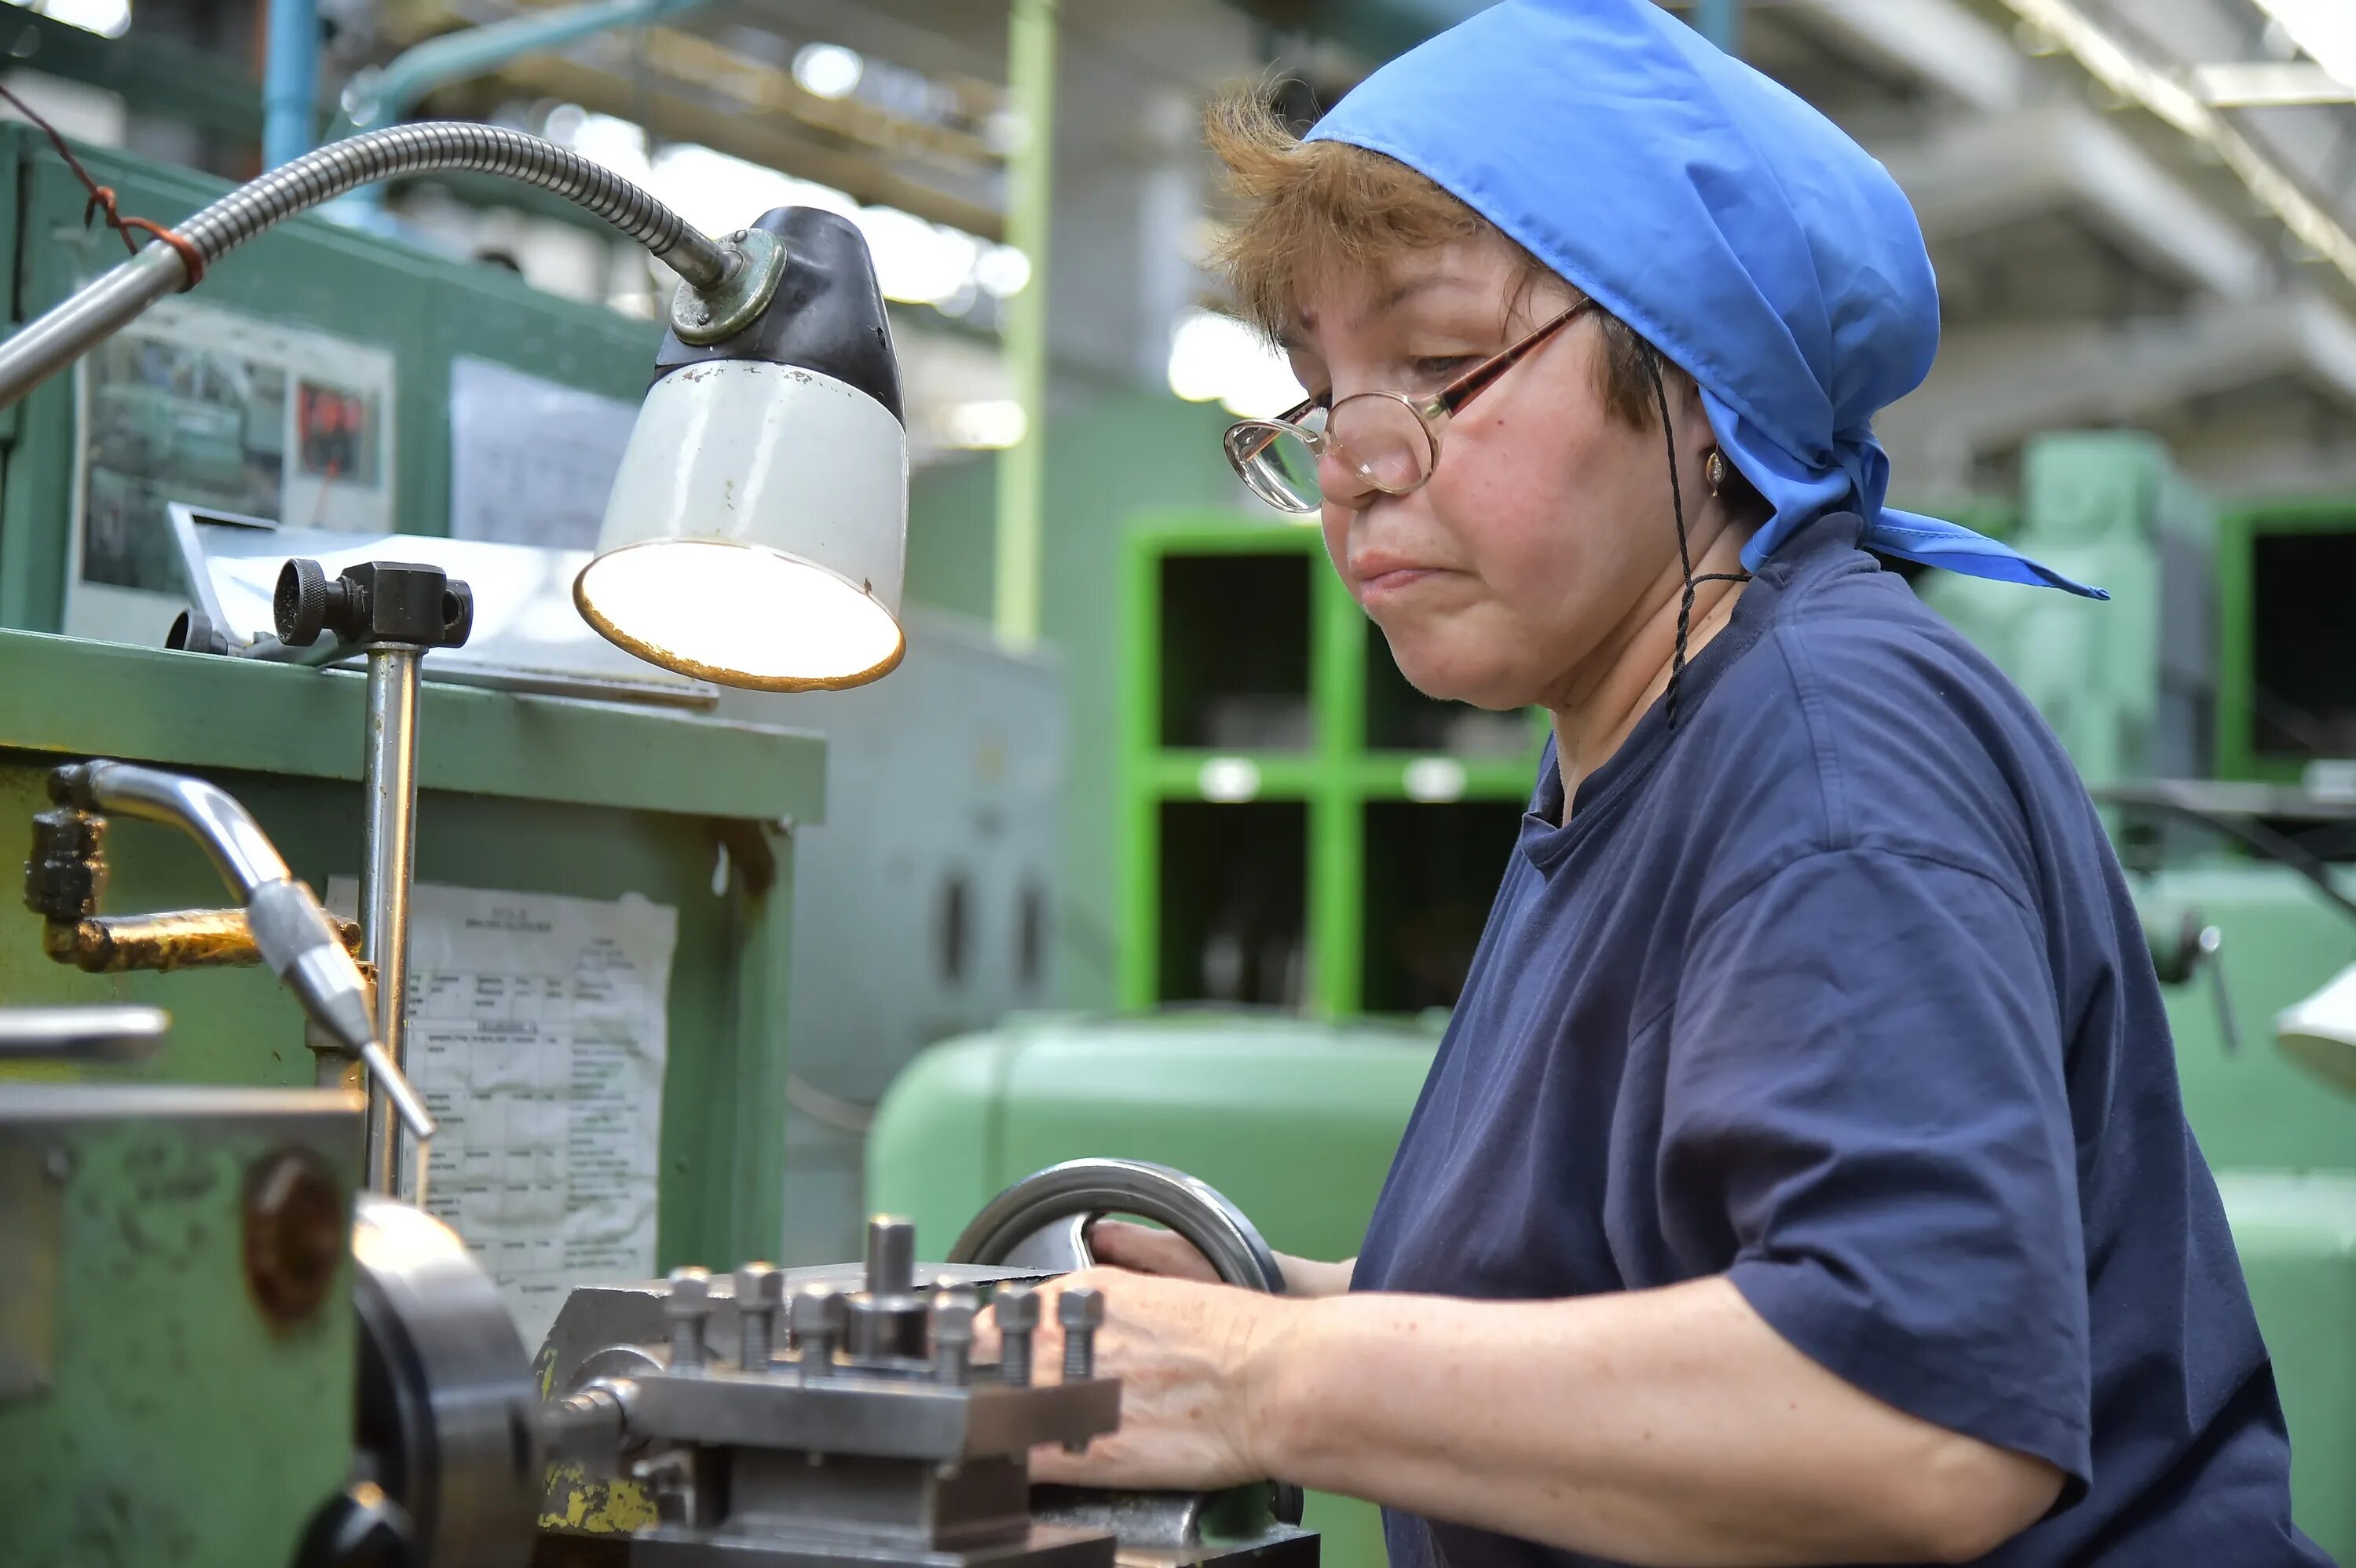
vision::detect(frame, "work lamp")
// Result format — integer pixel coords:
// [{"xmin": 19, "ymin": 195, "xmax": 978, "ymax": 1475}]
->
[
  {"xmin": 0, "ymin": 122, "xmax": 912, "ymax": 693},
  {"xmin": 574, "ymin": 205, "xmax": 911, "ymax": 691},
  {"xmin": 2276, "ymin": 962, "xmax": 2356, "ymax": 1096}
]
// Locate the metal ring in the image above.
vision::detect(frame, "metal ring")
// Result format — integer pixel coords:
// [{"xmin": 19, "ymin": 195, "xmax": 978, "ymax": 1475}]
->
[{"xmin": 946, "ymin": 1158, "xmax": 1287, "ymax": 1294}]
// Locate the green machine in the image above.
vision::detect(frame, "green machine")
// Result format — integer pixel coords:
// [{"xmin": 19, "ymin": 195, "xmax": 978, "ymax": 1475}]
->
[{"xmin": 873, "ymin": 433, "xmax": 2356, "ymax": 1565}]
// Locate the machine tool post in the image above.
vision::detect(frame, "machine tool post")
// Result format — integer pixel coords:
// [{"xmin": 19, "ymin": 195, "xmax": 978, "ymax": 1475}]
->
[
  {"xmin": 792, "ymin": 1285, "xmax": 843, "ymax": 1381},
  {"xmin": 737, "ymin": 1263, "xmax": 782, "ymax": 1369},
  {"xmin": 1059, "ymin": 1288, "xmax": 1104, "ymax": 1380},
  {"xmin": 667, "ymin": 1268, "xmax": 712, "ymax": 1372},
  {"xmin": 995, "ymin": 1285, "xmax": 1039, "ymax": 1387},
  {"xmin": 931, "ymin": 1288, "xmax": 978, "ymax": 1385}
]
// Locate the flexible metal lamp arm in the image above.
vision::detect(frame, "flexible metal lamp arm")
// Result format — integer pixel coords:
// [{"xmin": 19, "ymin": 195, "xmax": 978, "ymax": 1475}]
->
[{"xmin": 0, "ymin": 122, "xmax": 752, "ymax": 410}]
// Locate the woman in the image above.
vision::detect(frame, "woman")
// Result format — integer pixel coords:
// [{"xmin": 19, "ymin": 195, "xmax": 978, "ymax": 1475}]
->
[{"xmin": 1001, "ymin": 4, "xmax": 2330, "ymax": 1566}]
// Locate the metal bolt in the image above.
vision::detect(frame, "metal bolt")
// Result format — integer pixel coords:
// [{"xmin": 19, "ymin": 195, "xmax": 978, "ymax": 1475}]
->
[
  {"xmin": 932, "ymin": 1288, "xmax": 978, "ymax": 1385},
  {"xmin": 792, "ymin": 1285, "xmax": 843, "ymax": 1381},
  {"xmin": 994, "ymin": 1285, "xmax": 1039, "ymax": 1387},
  {"xmin": 1059, "ymin": 1287, "xmax": 1104, "ymax": 1381},
  {"xmin": 665, "ymin": 1267, "xmax": 712, "ymax": 1372},
  {"xmin": 865, "ymin": 1215, "xmax": 916, "ymax": 1297},
  {"xmin": 736, "ymin": 1263, "xmax": 782, "ymax": 1370}
]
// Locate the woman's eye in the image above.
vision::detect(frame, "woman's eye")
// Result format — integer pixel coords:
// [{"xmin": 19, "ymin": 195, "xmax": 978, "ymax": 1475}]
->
[{"xmin": 1410, "ymin": 356, "xmax": 1474, "ymax": 378}]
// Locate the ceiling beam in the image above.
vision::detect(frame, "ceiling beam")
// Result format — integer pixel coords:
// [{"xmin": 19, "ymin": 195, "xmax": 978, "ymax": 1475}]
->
[
  {"xmin": 1880, "ymin": 292, "xmax": 2356, "ymax": 488},
  {"xmin": 1873, "ymin": 104, "xmax": 2274, "ymax": 301},
  {"xmin": 1785, "ymin": 0, "xmax": 2029, "ymax": 111}
]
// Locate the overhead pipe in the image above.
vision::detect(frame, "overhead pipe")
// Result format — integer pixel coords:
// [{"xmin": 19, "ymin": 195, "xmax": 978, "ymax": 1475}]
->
[
  {"xmin": 993, "ymin": 0, "xmax": 1057, "ymax": 649},
  {"xmin": 330, "ymin": 0, "xmax": 719, "ymax": 224},
  {"xmin": 262, "ymin": 0, "xmax": 321, "ymax": 169}
]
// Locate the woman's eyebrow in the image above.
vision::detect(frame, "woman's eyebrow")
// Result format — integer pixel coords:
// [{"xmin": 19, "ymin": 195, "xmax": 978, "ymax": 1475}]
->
[{"xmin": 1355, "ymin": 272, "xmax": 1475, "ymax": 328}]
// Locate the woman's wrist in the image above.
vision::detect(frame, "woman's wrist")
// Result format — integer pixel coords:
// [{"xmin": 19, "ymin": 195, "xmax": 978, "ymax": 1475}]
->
[
  {"xmin": 1235, "ymin": 1290, "xmax": 1309, "ymax": 1480},
  {"xmin": 1271, "ymin": 1252, "xmax": 1355, "ymax": 1297}
]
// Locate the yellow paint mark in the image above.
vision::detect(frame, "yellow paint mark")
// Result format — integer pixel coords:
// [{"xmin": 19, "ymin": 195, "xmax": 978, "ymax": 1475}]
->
[{"xmin": 540, "ymin": 1461, "xmax": 659, "ymax": 1535}]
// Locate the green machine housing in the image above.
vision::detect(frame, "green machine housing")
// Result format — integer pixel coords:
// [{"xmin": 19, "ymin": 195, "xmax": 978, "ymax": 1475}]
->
[
  {"xmin": 873, "ymin": 434, "xmax": 2356, "ymax": 1566},
  {"xmin": 0, "ymin": 127, "xmax": 830, "ymax": 1564}
]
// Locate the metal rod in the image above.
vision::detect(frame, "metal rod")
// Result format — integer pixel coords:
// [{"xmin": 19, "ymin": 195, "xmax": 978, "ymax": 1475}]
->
[
  {"xmin": 991, "ymin": 0, "xmax": 1056, "ymax": 649},
  {"xmin": 0, "ymin": 246, "xmax": 188, "ymax": 414},
  {"xmin": 361, "ymin": 645, "xmax": 424, "ymax": 1199},
  {"xmin": 263, "ymin": 0, "xmax": 321, "ymax": 169}
]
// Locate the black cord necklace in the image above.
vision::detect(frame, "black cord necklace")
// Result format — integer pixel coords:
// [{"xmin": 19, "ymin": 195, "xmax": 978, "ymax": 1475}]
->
[{"xmin": 1641, "ymin": 351, "xmax": 1750, "ymax": 729}]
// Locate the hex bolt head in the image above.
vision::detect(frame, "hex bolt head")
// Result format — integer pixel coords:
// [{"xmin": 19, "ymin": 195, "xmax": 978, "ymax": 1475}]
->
[
  {"xmin": 865, "ymin": 1216, "xmax": 917, "ymax": 1297},
  {"xmin": 792, "ymin": 1285, "xmax": 843, "ymax": 1381},
  {"xmin": 665, "ymin": 1266, "xmax": 712, "ymax": 1371},
  {"xmin": 931, "ymin": 1288, "xmax": 978, "ymax": 1385},
  {"xmin": 993, "ymin": 1285, "xmax": 1040, "ymax": 1387},
  {"xmin": 1058, "ymin": 1287, "xmax": 1105, "ymax": 1382},
  {"xmin": 736, "ymin": 1262, "xmax": 782, "ymax": 1369}
]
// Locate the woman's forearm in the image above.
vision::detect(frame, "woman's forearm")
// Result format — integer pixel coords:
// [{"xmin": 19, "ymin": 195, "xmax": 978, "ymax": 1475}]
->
[{"xmin": 1247, "ymin": 1277, "xmax": 2060, "ymax": 1567}]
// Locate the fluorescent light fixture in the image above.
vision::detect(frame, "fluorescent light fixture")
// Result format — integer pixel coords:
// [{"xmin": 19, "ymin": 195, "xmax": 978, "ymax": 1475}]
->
[
  {"xmin": 2249, "ymin": 0, "xmax": 2356, "ymax": 91},
  {"xmin": 792, "ymin": 42, "xmax": 865, "ymax": 102},
  {"xmin": 1198, "ymin": 758, "xmax": 1263, "ymax": 804},
  {"xmin": 1996, "ymin": 0, "xmax": 2356, "ymax": 290}
]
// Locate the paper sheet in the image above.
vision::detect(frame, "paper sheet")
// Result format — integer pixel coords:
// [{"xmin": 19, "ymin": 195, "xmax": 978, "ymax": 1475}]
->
[
  {"xmin": 330, "ymin": 879, "xmax": 679, "ymax": 1349},
  {"xmin": 448, "ymin": 356, "xmax": 639, "ymax": 551}
]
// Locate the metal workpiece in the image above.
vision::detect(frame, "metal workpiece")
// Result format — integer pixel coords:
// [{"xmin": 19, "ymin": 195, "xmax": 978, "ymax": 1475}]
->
[
  {"xmin": 1058, "ymin": 1288, "xmax": 1104, "ymax": 1382},
  {"xmin": 41, "ymin": 905, "xmax": 363, "ymax": 974},
  {"xmin": 48, "ymin": 760, "xmax": 293, "ymax": 897},
  {"xmin": 350, "ymin": 1195, "xmax": 542, "ymax": 1568},
  {"xmin": 360, "ymin": 642, "xmax": 423, "ymax": 1201},
  {"xmin": 0, "ymin": 1004, "xmax": 167, "ymax": 1062}
]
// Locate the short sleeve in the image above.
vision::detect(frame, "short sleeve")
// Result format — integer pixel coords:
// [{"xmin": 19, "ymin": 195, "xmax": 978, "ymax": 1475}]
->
[{"xmin": 1667, "ymin": 845, "xmax": 2092, "ymax": 1492}]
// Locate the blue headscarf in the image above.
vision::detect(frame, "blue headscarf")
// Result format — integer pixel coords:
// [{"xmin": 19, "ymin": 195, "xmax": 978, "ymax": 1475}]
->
[{"xmin": 1305, "ymin": 0, "xmax": 2103, "ymax": 598}]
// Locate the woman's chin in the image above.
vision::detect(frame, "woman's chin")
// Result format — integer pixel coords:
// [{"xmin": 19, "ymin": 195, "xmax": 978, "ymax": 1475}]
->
[{"xmin": 1382, "ymin": 634, "xmax": 1531, "ymax": 712}]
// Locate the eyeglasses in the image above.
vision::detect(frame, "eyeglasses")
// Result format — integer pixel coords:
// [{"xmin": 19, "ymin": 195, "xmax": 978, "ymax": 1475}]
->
[{"xmin": 1223, "ymin": 297, "xmax": 1597, "ymax": 513}]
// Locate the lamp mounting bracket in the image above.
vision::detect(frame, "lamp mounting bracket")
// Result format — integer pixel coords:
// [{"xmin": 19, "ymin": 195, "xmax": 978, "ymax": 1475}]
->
[{"xmin": 671, "ymin": 229, "xmax": 790, "ymax": 347}]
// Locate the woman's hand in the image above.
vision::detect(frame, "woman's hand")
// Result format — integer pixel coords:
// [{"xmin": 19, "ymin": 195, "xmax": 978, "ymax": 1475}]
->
[
  {"xmin": 978, "ymin": 1266, "xmax": 1296, "ymax": 1491},
  {"xmin": 1087, "ymin": 1220, "xmax": 1359, "ymax": 1297},
  {"xmin": 1086, "ymin": 1220, "xmax": 1224, "ymax": 1282}
]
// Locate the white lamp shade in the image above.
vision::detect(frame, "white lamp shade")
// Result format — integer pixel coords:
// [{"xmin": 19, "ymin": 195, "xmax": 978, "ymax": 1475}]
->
[
  {"xmin": 575, "ymin": 356, "xmax": 909, "ymax": 690},
  {"xmin": 2274, "ymin": 960, "xmax": 2356, "ymax": 1097}
]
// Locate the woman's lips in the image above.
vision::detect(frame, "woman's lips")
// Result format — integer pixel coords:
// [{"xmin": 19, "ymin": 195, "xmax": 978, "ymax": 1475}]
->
[{"xmin": 1352, "ymin": 556, "xmax": 1447, "ymax": 603}]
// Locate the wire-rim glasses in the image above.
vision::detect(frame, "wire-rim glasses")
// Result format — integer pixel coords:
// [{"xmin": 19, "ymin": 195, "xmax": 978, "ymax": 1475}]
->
[{"xmin": 1223, "ymin": 296, "xmax": 1598, "ymax": 513}]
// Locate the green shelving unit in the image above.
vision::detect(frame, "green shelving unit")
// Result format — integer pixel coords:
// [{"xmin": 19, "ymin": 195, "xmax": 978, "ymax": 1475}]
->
[
  {"xmin": 2215, "ymin": 499, "xmax": 2356, "ymax": 783},
  {"xmin": 1118, "ymin": 511, "xmax": 1542, "ymax": 1015}
]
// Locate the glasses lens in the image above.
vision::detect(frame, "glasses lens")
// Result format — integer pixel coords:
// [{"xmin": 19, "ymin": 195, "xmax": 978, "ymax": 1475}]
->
[
  {"xmin": 1227, "ymin": 422, "xmax": 1323, "ymax": 511},
  {"xmin": 1329, "ymin": 395, "xmax": 1434, "ymax": 495}
]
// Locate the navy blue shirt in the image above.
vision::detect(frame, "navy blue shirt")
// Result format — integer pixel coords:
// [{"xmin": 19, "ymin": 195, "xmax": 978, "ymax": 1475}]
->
[{"xmin": 1353, "ymin": 515, "xmax": 2328, "ymax": 1567}]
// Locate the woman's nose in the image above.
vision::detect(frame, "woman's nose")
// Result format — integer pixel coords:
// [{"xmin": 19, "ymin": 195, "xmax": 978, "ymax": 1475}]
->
[{"xmin": 1317, "ymin": 442, "xmax": 1377, "ymax": 510}]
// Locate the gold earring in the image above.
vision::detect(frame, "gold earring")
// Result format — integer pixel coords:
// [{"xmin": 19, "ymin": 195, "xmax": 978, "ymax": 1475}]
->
[{"xmin": 1705, "ymin": 449, "xmax": 1729, "ymax": 498}]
